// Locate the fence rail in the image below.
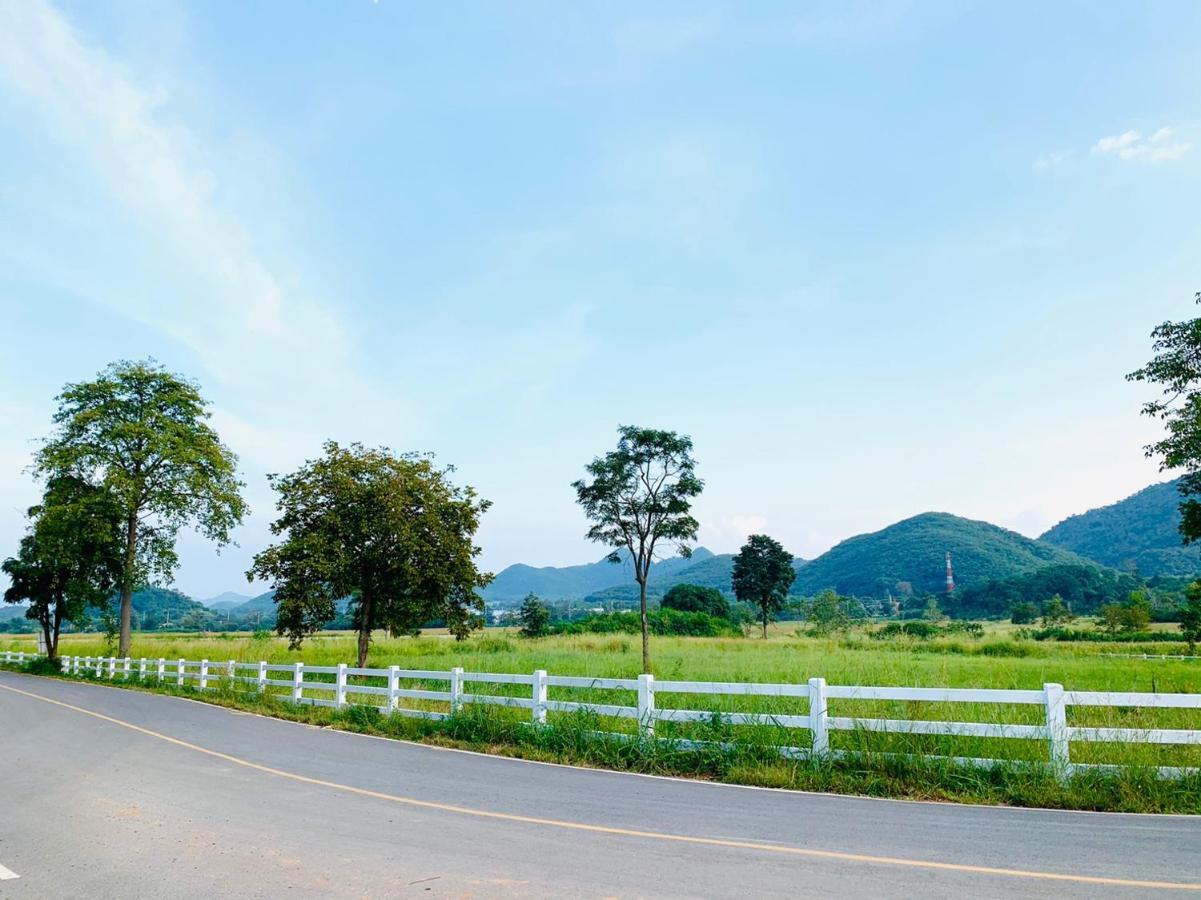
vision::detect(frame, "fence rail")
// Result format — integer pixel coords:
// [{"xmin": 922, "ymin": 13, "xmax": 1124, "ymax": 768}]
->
[{"xmin": 4, "ymin": 650, "xmax": 1199, "ymax": 779}]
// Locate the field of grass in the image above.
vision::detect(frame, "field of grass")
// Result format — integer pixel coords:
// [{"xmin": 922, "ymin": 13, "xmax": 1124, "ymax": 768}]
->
[{"xmin": 6, "ymin": 622, "xmax": 1199, "ymax": 786}]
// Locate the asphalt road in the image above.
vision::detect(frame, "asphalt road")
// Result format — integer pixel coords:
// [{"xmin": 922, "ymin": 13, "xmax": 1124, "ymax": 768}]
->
[{"xmin": 1, "ymin": 671, "xmax": 1199, "ymax": 898}]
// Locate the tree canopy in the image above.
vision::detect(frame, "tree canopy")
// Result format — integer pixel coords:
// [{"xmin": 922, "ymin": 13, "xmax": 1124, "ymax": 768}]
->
[
  {"xmin": 1128, "ymin": 293, "xmax": 1201, "ymax": 545},
  {"xmin": 661, "ymin": 582, "xmax": 731, "ymax": 619},
  {"xmin": 35, "ymin": 360, "xmax": 245, "ymax": 655},
  {"xmin": 573, "ymin": 425, "xmax": 703, "ymax": 672},
  {"xmin": 732, "ymin": 534, "xmax": 796, "ymax": 637},
  {"xmin": 2, "ymin": 476, "xmax": 124, "ymax": 659},
  {"xmin": 249, "ymin": 441, "xmax": 492, "ymax": 666}
]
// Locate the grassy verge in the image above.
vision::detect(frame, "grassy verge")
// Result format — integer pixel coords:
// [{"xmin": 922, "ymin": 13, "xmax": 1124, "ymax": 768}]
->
[{"xmin": 7, "ymin": 658, "xmax": 1200, "ymax": 815}]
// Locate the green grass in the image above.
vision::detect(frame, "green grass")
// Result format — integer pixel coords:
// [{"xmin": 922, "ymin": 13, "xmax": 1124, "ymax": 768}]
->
[{"xmin": 5, "ymin": 623, "xmax": 1199, "ymax": 810}]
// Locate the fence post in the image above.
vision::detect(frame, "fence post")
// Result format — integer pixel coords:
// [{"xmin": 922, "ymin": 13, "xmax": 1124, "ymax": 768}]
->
[
  {"xmin": 336, "ymin": 663, "xmax": 348, "ymax": 708},
  {"xmin": 138, "ymin": 658, "xmax": 147, "ymax": 680},
  {"xmin": 122, "ymin": 657, "xmax": 131, "ymax": 680},
  {"xmin": 450, "ymin": 666, "xmax": 464, "ymax": 713},
  {"xmin": 177, "ymin": 658, "xmax": 185, "ymax": 687},
  {"xmin": 387, "ymin": 665, "xmax": 400, "ymax": 712},
  {"xmin": 199, "ymin": 659, "xmax": 209, "ymax": 690},
  {"xmin": 157, "ymin": 658, "xmax": 165, "ymax": 682},
  {"xmin": 258, "ymin": 660, "xmax": 267, "ymax": 692},
  {"xmin": 227, "ymin": 659, "xmax": 236, "ymax": 684},
  {"xmin": 292, "ymin": 662, "xmax": 304, "ymax": 703},
  {"xmin": 637, "ymin": 673, "xmax": 655, "ymax": 738},
  {"xmin": 108, "ymin": 657, "xmax": 116, "ymax": 680},
  {"xmin": 532, "ymin": 669, "xmax": 548, "ymax": 725},
  {"xmin": 1044, "ymin": 682, "xmax": 1070, "ymax": 779},
  {"xmin": 809, "ymin": 677, "xmax": 829, "ymax": 759}
]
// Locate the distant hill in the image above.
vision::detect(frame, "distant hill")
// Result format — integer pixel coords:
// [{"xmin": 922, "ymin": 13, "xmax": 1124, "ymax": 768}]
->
[
  {"xmin": 581, "ymin": 553, "xmax": 738, "ymax": 605},
  {"xmin": 792, "ymin": 512, "xmax": 1101, "ymax": 599},
  {"xmin": 198, "ymin": 591, "xmax": 256, "ymax": 610},
  {"xmin": 230, "ymin": 589, "xmax": 277, "ymax": 617},
  {"xmin": 1039, "ymin": 478, "xmax": 1201, "ymax": 577},
  {"xmin": 483, "ymin": 547, "xmax": 717, "ymax": 603}
]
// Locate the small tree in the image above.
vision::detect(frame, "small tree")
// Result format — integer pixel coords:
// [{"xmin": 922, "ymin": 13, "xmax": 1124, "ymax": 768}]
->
[
  {"xmin": 1041, "ymin": 595, "xmax": 1072, "ymax": 626},
  {"xmin": 661, "ymin": 583, "xmax": 730, "ymax": 619},
  {"xmin": 2, "ymin": 477, "xmax": 123, "ymax": 660},
  {"xmin": 1098, "ymin": 603, "xmax": 1126, "ymax": 635},
  {"xmin": 805, "ymin": 588, "xmax": 851, "ymax": 634},
  {"xmin": 249, "ymin": 442, "xmax": 492, "ymax": 666},
  {"xmin": 922, "ymin": 597, "xmax": 946, "ymax": 623},
  {"xmin": 573, "ymin": 426, "xmax": 703, "ymax": 672},
  {"xmin": 517, "ymin": 593, "xmax": 551, "ymax": 638},
  {"xmin": 1122, "ymin": 590, "xmax": 1153, "ymax": 632},
  {"xmin": 36, "ymin": 360, "xmax": 246, "ymax": 655},
  {"xmin": 1180, "ymin": 581, "xmax": 1201, "ymax": 654},
  {"xmin": 732, "ymin": 534, "xmax": 795, "ymax": 638},
  {"xmin": 1010, "ymin": 601, "xmax": 1038, "ymax": 625}
]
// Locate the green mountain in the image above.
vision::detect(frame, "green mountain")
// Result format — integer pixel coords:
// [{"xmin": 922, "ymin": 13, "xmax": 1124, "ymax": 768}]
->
[
  {"xmin": 1039, "ymin": 478, "xmax": 1201, "ymax": 577},
  {"xmin": 581, "ymin": 553, "xmax": 738, "ymax": 605},
  {"xmin": 483, "ymin": 548, "xmax": 717, "ymax": 603},
  {"xmin": 793, "ymin": 512, "xmax": 1100, "ymax": 599}
]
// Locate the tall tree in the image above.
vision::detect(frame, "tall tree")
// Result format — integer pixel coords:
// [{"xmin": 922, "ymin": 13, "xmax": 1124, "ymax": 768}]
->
[
  {"xmin": 3, "ymin": 477, "xmax": 124, "ymax": 660},
  {"xmin": 517, "ymin": 593, "xmax": 551, "ymax": 638},
  {"xmin": 249, "ymin": 441, "xmax": 492, "ymax": 666},
  {"xmin": 36, "ymin": 360, "xmax": 246, "ymax": 656},
  {"xmin": 573, "ymin": 426, "xmax": 703, "ymax": 672},
  {"xmin": 1128, "ymin": 293, "xmax": 1201, "ymax": 543},
  {"xmin": 732, "ymin": 534, "xmax": 795, "ymax": 638}
]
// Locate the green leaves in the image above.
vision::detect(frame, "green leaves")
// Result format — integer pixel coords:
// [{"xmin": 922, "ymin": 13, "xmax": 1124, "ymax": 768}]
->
[
  {"xmin": 2, "ymin": 476, "xmax": 124, "ymax": 657},
  {"xmin": 249, "ymin": 441, "xmax": 492, "ymax": 665},
  {"xmin": 732, "ymin": 534, "xmax": 796, "ymax": 637},
  {"xmin": 572, "ymin": 425, "xmax": 704, "ymax": 670},
  {"xmin": 1128, "ymin": 293, "xmax": 1201, "ymax": 544}
]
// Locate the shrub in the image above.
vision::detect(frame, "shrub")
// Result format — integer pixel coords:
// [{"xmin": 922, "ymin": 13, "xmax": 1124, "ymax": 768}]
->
[
  {"xmin": 661, "ymin": 583, "xmax": 731, "ymax": 619},
  {"xmin": 552, "ymin": 609, "xmax": 740, "ymax": 638}
]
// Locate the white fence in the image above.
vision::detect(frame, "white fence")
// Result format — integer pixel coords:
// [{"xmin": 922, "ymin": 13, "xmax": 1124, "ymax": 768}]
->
[{"xmin": 4, "ymin": 650, "xmax": 1200, "ymax": 779}]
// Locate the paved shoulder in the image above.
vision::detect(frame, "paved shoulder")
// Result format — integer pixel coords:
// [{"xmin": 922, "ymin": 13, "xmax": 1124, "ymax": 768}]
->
[{"xmin": 1, "ymin": 671, "xmax": 1197, "ymax": 898}]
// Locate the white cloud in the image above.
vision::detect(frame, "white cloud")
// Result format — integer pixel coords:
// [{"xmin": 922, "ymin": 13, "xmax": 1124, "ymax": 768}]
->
[
  {"xmin": 0, "ymin": 0, "xmax": 393, "ymax": 472},
  {"xmin": 1033, "ymin": 150, "xmax": 1071, "ymax": 172},
  {"xmin": 1093, "ymin": 126, "xmax": 1191, "ymax": 163}
]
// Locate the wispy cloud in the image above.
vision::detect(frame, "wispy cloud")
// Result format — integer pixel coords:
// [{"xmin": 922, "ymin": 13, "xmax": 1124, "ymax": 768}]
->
[
  {"xmin": 0, "ymin": 0, "xmax": 389, "ymax": 470},
  {"xmin": 1093, "ymin": 126, "xmax": 1191, "ymax": 163},
  {"xmin": 1033, "ymin": 150, "xmax": 1071, "ymax": 172}
]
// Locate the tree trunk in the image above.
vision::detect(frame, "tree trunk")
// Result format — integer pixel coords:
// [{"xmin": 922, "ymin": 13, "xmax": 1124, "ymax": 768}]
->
[
  {"xmin": 356, "ymin": 592, "xmax": 373, "ymax": 668},
  {"xmin": 638, "ymin": 577, "xmax": 650, "ymax": 674},
  {"xmin": 119, "ymin": 512, "xmax": 138, "ymax": 656},
  {"xmin": 762, "ymin": 605, "xmax": 768, "ymax": 639}
]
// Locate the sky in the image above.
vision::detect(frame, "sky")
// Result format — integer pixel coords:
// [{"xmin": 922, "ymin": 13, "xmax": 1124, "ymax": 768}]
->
[{"xmin": 1, "ymin": 0, "xmax": 1199, "ymax": 600}]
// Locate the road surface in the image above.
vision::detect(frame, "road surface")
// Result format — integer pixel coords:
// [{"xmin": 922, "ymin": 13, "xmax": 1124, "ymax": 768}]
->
[{"xmin": 1, "ymin": 670, "xmax": 1198, "ymax": 898}]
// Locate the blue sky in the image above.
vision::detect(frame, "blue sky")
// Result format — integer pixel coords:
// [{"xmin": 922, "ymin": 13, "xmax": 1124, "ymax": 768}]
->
[{"xmin": 1, "ymin": 1, "xmax": 1199, "ymax": 599}]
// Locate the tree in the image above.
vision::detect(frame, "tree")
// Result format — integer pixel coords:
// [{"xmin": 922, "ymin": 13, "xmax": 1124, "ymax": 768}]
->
[
  {"xmin": 1122, "ymin": 589, "xmax": 1152, "ymax": 632},
  {"xmin": 804, "ymin": 588, "xmax": 851, "ymax": 634},
  {"xmin": 573, "ymin": 426, "xmax": 703, "ymax": 672},
  {"xmin": 1010, "ymin": 600, "xmax": 1038, "ymax": 625},
  {"xmin": 1128, "ymin": 293, "xmax": 1201, "ymax": 544},
  {"xmin": 517, "ymin": 593, "xmax": 551, "ymax": 638},
  {"xmin": 1098, "ymin": 603, "xmax": 1126, "ymax": 636},
  {"xmin": 922, "ymin": 597, "xmax": 946, "ymax": 623},
  {"xmin": 1041, "ymin": 594, "xmax": 1073, "ymax": 626},
  {"xmin": 661, "ymin": 583, "xmax": 730, "ymax": 619},
  {"xmin": 732, "ymin": 534, "xmax": 796, "ymax": 638},
  {"xmin": 1180, "ymin": 581, "xmax": 1201, "ymax": 654},
  {"xmin": 36, "ymin": 360, "xmax": 245, "ymax": 656},
  {"xmin": 249, "ymin": 441, "xmax": 492, "ymax": 667},
  {"xmin": 2, "ymin": 477, "xmax": 123, "ymax": 660}
]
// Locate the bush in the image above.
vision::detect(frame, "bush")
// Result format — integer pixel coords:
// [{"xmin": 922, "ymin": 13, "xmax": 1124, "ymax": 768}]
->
[
  {"xmin": 1010, "ymin": 601, "xmax": 1038, "ymax": 625},
  {"xmin": 552, "ymin": 609, "xmax": 741, "ymax": 638},
  {"xmin": 661, "ymin": 583, "xmax": 731, "ymax": 619}
]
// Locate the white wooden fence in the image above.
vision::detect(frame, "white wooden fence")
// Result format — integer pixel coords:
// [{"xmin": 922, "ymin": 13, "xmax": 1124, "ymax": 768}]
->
[{"xmin": 4, "ymin": 650, "xmax": 1200, "ymax": 779}]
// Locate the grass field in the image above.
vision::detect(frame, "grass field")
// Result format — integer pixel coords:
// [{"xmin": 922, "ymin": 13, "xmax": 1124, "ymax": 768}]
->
[{"xmin": 6, "ymin": 623, "xmax": 1199, "ymax": 812}]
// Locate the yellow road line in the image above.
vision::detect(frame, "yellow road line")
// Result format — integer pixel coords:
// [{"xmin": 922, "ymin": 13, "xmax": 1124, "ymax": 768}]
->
[{"xmin": 2, "ymin": 680, "xmax": 1199, "ymax": 892}]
